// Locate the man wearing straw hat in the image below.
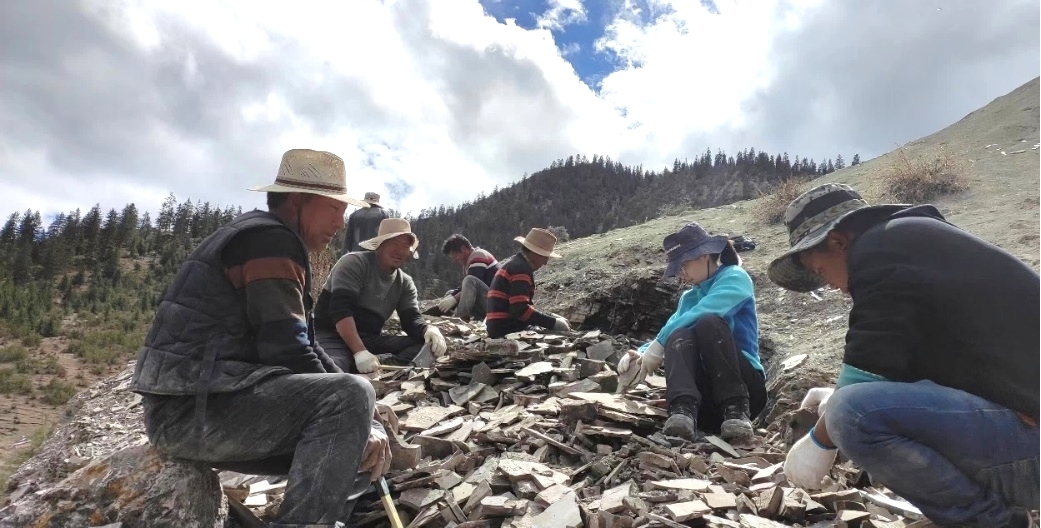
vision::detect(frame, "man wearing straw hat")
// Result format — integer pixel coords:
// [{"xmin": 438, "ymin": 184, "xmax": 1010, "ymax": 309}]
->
[
  {"xmin": 131, "ymin": 149, "xmax": 393, "ymax": 527},
  {"xmin": 485, "ymin": 228, "xmax": 572, "ymax": 339},
  {"xmin": 344, "ymin": 191, "xmax": 390, "ymax": 254},
  {"xmin": 315, "ymin": 218, "xmax": 448, "ymax": 374},
  {"xmin": 770, "ymin": 183, "xmax": 1038, "ymax": 528},
  {"xmin": 433, "ymin": 233, "xmax": 500, "ymax": 321}
]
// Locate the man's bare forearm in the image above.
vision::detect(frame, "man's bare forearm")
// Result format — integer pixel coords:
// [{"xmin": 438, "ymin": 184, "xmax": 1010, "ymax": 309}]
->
[{"xmin": 335, "ymin": 317, "xmax": 368, "ymax": 354}]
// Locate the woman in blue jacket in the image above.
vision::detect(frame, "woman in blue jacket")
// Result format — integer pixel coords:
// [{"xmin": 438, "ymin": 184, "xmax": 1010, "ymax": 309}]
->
[{"xmin": 618, "ymin": 222, "xmax": 766, "ymax": 441}]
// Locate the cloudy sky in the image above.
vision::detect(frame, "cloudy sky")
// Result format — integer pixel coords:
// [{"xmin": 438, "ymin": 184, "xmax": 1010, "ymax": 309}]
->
[{"xmin": 1, "ymin": 0, "xmax": 1038, "ymax": 219}]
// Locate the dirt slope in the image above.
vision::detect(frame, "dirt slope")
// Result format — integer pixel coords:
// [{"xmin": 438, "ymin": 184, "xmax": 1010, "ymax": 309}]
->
[{"xmin": 537, "ymin": 76, "xmax": 1040, "ymax": 416}]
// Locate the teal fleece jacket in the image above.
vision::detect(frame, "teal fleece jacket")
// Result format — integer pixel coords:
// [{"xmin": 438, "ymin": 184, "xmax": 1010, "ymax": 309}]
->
[{"xmin": 640, "ymin": 265, "xmax": 764, "ymax": 376}]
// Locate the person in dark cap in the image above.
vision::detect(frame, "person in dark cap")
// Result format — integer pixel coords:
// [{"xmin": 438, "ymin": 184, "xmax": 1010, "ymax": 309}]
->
[
  {"xmin": 617, "ymin": 222, "xmax": 765, "ymax": 442},
  {"xmin": 772, "ymin": 183, "xmax": 1038, "ymax": 528},
  {"xmin": 343, "ymin": 192, "xmax": 390, "ymax": 254}
]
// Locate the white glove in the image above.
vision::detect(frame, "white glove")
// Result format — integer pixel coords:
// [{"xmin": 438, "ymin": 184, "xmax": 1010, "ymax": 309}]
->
[
  {"xmin": 638, "ymin": 340, "xmax": 665, "ymax": 379},
  {"xmin": 800, "ymin": 387, "xmax": 835, "ymax": 416},
  {"xmin": 424, "ymin": 325, "xmax": 447, "ymax": 357},
  {"xmin": 616, "ymin": 350, "xmax": 642, "ymax": 393},
  {"xmin": 783, "ymin": 427, "xmax": 838, "ymax": 490},
  {"xmin": 616, "ymin": 341, "xmax": 664, "ymax": 392},
  {"xmin": 553, "ymin": 316, "xmax": 572, "ymax": 331},
  {"xmin": 437, "ymin": 295, "xmax": 458, "ymax": 313},
  {"xmin": 354, "ymin": 349, "xmax": 380, "ymax": 374},
  {"xmin": 617, "ymin": 349, "xmax": 639, "ymax": 374}
]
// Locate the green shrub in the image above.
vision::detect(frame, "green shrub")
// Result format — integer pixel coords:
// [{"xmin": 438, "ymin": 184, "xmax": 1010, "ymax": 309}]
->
[
  {"xmin": 15, "ymin": 355, "xmax": 65, "ymax": 376},
  {"xmin": 66, "ymin": 320, "xmax": 145, "ymax": 365},
  {"xmin": 20, "ymin": 333, "xmax": 42, "ymax": 348},
  {"xmin": 40, "ymin": 379, "xmax": 77, "ymax": 405},
  {"xmin": 0, "ymin": 344, "xmax": 29, "ymax": 363},
  {"xmin": 0, "ymin": 368, "xmax": 33, "ymax": 395}
]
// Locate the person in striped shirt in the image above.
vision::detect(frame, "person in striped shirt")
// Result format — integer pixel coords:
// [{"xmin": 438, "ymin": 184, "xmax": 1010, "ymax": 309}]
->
[
  {"xmin": 435, "ymin": 234, "xmax": 500, "ymax": 321},
  {"xmin": 485, "ymin": 228, "xmax": 571, "ymax": 338}
]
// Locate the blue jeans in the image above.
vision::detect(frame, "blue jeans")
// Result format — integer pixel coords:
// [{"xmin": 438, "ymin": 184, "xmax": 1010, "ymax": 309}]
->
[{"xmin": 827, "ymin": 380, "xmax": 1039, "ymax": 527}]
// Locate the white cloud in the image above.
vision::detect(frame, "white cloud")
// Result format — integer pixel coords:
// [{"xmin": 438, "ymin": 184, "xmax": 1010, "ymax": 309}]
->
[
  {"xmin": 0, "ymin": 0, "xmax": 1037, "ymax": 220},
  {"xmin": 597, "ymin": 0, "xmax": 824, "ymax": 164},
  {"xmin": 536, "ymin": 0, "xmax": 587, "ymax": 31}
]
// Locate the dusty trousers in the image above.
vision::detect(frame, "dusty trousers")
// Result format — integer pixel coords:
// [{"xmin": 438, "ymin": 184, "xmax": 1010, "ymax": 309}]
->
[
  {"xmin": 663, "ymin": 315, "xmax": 767, "ymax": 431},
  {"xmin": 142, "ymin": 373, "xmax": 377, "ymax": 528},
  {"xmin": 316, "ymin": 329, "xmax": 426, "ymax": 372},
  {"xmin": 456, "ymin": 275, "xmax": 489, "ymax": 321}
]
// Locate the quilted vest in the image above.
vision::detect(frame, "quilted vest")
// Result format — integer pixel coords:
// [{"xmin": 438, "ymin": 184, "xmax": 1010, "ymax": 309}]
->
[{"xmin": 130, "ymin": 210, "xmax": 312, "ymax": 395}]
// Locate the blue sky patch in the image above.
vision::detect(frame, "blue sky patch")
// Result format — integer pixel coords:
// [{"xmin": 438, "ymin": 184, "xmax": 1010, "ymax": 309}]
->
[{"xmin": 478, "ymin": 0, "xmax": 619, "ymax": 91}]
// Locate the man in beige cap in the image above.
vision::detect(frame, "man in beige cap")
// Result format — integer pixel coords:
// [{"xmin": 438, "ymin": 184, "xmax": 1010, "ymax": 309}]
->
[
  {"xmin": 485, "ymin": 228, "xmax": 572, "ymax": 338},
  {"xmin": 315, "ymin": 218, "xmax": 448, "ymax": 373},
  {"xmin": 343, "ymin": 191, "xmax": 390, "ymax": 254},
  {"xmin": 130, "ymin": 149, "xmax": 390, "ymax": 527}
]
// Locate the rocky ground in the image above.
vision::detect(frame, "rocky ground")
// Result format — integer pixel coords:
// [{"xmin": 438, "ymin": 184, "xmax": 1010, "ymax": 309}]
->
[{"xmin": 0, "ymin": 320, "xmax": 926, "ymax": 528}]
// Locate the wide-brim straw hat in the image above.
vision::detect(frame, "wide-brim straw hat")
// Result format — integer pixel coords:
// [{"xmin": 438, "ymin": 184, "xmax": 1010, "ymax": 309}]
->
[
  {"xmin": 249, "ymin": 149, "xmax": 368, "ymax": 208},
  {"xmin": 514, "ymin": 228, "xmax": 561, "ymax": 259},
  {"xmin": 767, "ymin": 183, "xmax": 907, "ymax": 292},
  {"xmin": 359, "ymin": 218, "xmax": 420, "ymax": 257}
]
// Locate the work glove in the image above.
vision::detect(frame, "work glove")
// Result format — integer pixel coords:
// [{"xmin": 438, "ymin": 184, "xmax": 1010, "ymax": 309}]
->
[
  {"xmin": 783, "ymin": 427, "xmax": 838, "ymax": 490},
  {"xmin": 638, "ymin": 339, "xmax": 665, "ymax": 378},
  {"xmin": 436, "ymin": 295, "xmax": 458, "ymax": 313},
  {"xmin": 354, "ymin": 349, "xmax": 380, "ymax": 374},
  {"xmin": 800, "ymin": 387, "xmax": 835, "ymax": 416},
  {"xmin": 616, "ymin": 340, "xmax": 665, "ymax": 391},
  {"xmin": 424, "ymin": 325, "xmax": 447, "ymax": 357},
  {"xmin": 360, "ymin": 426, "xmax": 392, "ymax": 482},
  {"xmin": 616, "ymin": 349, "xmax": 641, "ymax": 392},
  {"xmin": 553, "ymin": 316, "xmax": 572, "ymax": 332}
]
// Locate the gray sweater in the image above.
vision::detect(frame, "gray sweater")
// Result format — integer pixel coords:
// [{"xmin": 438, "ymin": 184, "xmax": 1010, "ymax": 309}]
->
[{"xmin": 314, "ymin": 251, "xmax": 427, "ymax": 340}]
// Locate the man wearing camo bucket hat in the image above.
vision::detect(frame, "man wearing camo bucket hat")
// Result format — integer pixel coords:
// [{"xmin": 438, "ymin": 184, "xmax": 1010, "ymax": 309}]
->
[{"xmin": 771, "ymin": 183, "xmax": 1039, "ymax": 528}]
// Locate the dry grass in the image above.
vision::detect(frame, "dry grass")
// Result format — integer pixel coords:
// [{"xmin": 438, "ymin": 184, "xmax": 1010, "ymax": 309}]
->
[
  {"xmin": 755, "ymin": 178, "xmax": 809, "ymax": 225},
  {"xmin": 882, "ymin": 147, "xmax": 969, "ymax": 203}
]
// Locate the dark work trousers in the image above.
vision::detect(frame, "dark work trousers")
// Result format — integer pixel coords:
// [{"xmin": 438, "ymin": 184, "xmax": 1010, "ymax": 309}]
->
[
  {"xmin": 317, "ymin": 328, "xmax": 424, "ymax": 372},
  {"xmin": 663, "ymin": 315, "xmax": 767, "ymax": 432},
  {"xmin": 142, "ymin": 373, "xmax": 377, "ymax": 528}
]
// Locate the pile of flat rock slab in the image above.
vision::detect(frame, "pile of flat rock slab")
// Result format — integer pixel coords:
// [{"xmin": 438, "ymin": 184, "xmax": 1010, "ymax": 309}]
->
[{"xmin": 221, "ymin": 317, "xmax": 929, "ymax": 528}]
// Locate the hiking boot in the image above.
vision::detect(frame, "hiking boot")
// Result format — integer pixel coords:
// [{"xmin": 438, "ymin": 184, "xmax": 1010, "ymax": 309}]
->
[
  {"xmin": 720, "ymin": 400, "xmax": 753, "ymax": 440},
  {"xmin": 663, "ymin": 397, "xmax": 699, "ymax": 441}
]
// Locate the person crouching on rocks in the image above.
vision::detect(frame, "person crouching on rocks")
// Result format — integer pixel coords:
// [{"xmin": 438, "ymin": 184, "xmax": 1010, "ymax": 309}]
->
[{"xmin": 617, "ymin": 222, "xmax": 766, "ymax": 442}]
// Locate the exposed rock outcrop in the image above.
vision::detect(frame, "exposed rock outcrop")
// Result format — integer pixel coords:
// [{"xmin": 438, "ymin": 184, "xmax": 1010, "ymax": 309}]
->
[{"xmin": 0, "ymin": 444, "xmax": 227, "ymax": 528}]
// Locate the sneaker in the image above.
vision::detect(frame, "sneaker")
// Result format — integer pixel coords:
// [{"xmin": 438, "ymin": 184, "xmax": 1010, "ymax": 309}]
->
[
  {"xmin": 720, "ymin": 400, "xmax": 753, "ymax": 440},
  {"xmin": 663, "ymin": 397, "xmax": 700, "ymax": 441}
]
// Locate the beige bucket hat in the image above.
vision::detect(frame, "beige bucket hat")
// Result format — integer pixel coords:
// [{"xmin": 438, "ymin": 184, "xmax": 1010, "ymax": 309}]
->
[
  {"xmin": 360, "ymin": 218, "xmax": 420, "ymax": 256},
  {"xmin": 514, "ymin": 228, "xmax": 561, "ymax": 259},
  {"xmin": 363, "ymin": 192, "xmax": 381, "ymax": 205},
  {"xmin": 249, "ymin": 149, "xmax": 369, "ymax": 208},
  {"xmin": 767, "ymin": 183, "xmax": 908, "ymax": 292}
]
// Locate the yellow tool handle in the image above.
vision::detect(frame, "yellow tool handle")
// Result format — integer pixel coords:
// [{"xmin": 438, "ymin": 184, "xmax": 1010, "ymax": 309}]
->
[
  {"xmin": 377, "ymin": 477, "xmax": 405, "ymax": 528},
  {"xmin": 381, "ymin": 493, "xmax": 405, "ymax": 528}
]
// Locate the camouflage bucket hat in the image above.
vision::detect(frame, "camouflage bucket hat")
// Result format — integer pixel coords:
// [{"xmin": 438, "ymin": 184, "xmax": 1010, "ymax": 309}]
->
[{"xmin": 767, "ymin": 183, "xmax": 907, "ymax": 292}]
